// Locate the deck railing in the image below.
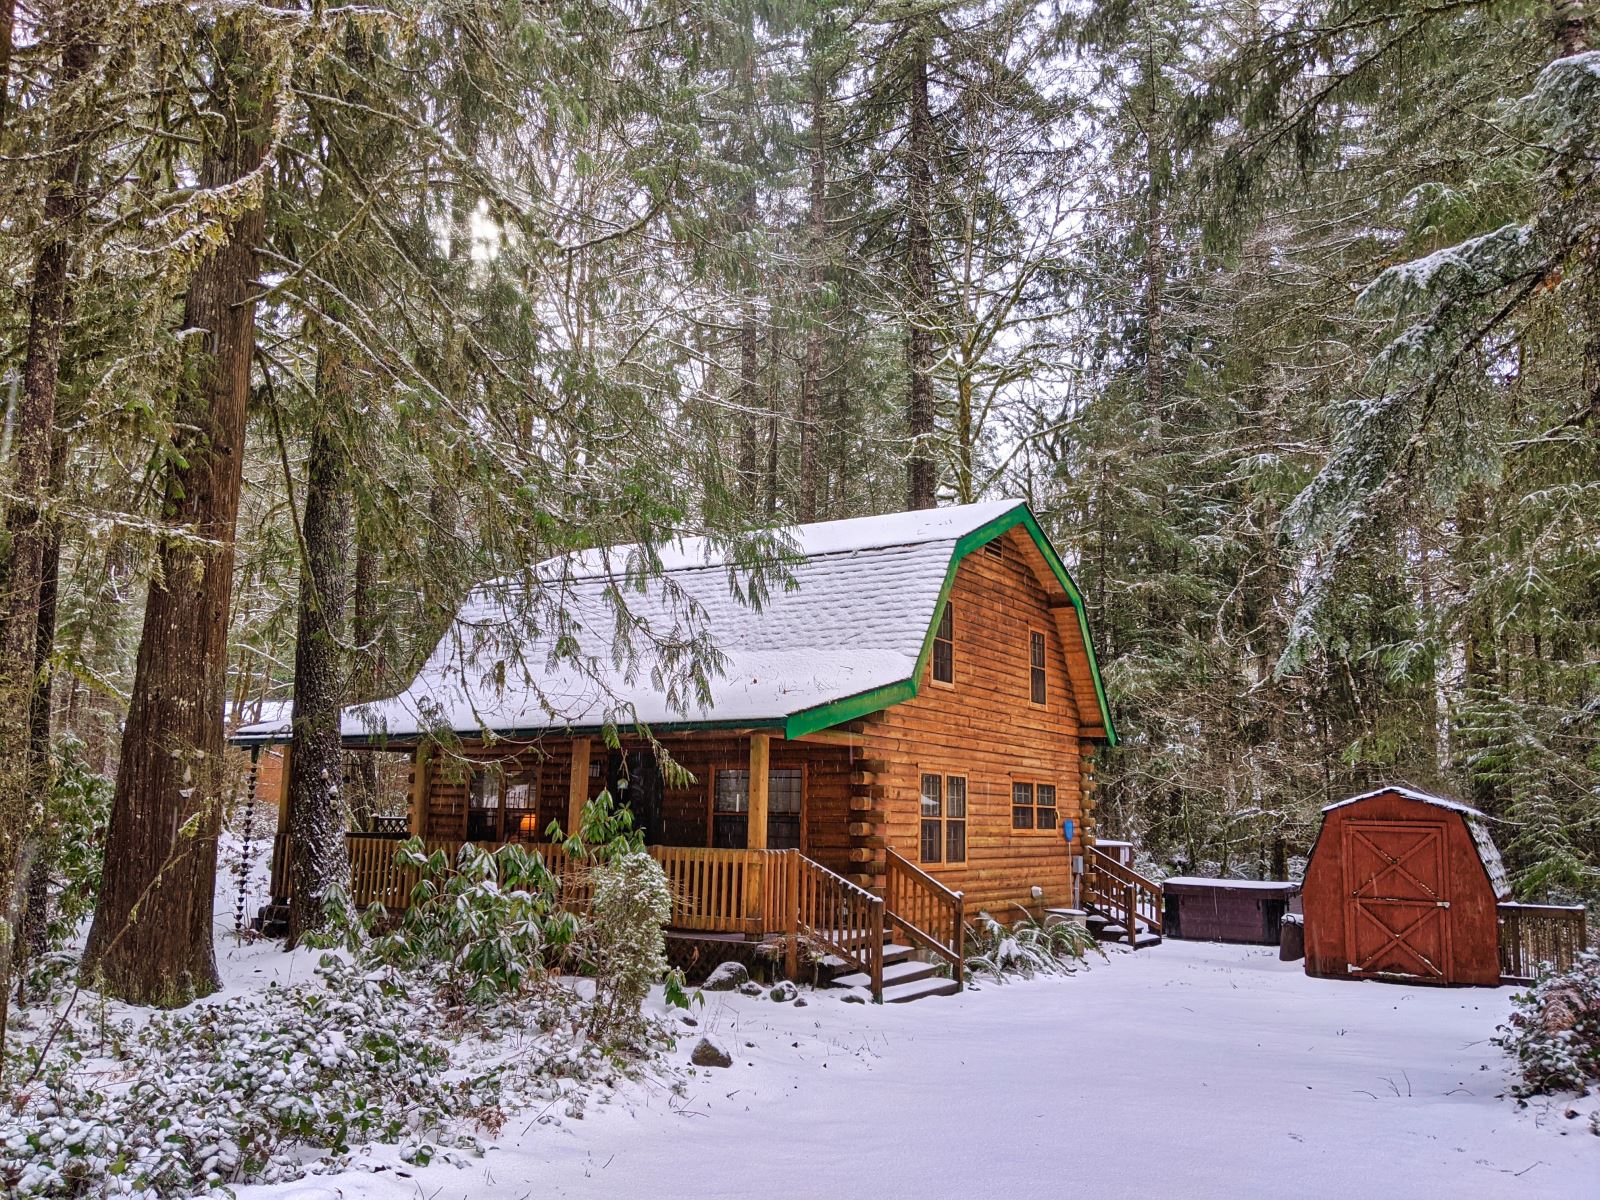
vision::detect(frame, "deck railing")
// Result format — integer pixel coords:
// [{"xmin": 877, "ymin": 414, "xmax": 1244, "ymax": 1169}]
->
[
  {"xmin": 790, "ymin": 851, "xmax": 885, "ymax": 1000},
  {"xmin": 884, "ymin": 848, "xmax": 964, "ymax": 986},
  {"xmin": 1084, "ymin": 845, "xmax": 1163, "ymax": 946},
  {"xmin": 1498, "ymin": 902, "xmax": 1589, "ymax": 982}
]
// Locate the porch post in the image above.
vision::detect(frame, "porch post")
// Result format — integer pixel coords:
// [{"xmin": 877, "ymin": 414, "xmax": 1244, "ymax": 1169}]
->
[
  {"xmin": 276, "ymin": 744, "xmax": 293, "ymax": 835},
  {"xmin": 407, "ymin": 742, "xmax": 430, "ymax": 837},
  {"xmin": 567, "ymin": 736, "xmax": 592, "ymax": 836},
  {"xmin": 746, "ymin": 732, "xmax": 770, "ymax": 850}
]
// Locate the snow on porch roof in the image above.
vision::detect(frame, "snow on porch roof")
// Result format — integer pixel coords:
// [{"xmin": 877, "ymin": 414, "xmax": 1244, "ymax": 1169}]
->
[{"xmin": 231, "ymin": 499, "xmax": 1117, "ymax": 747}]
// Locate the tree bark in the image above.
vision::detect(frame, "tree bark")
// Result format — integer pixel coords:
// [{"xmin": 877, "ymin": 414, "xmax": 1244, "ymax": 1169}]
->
[
  {"xmin": 905, "ymin": 27, "xmax": 937, "ymax": 510},
  {"xmin": 0, "ymin": 0, "xmax": 95, "ymax": 1052},
  {"xmin": 81, "ymin": 23, "xmax": 271, "ymax": 1005},
  {"xmin": 736, "ymin": 28, "xmax": 761, "ymax": 509},
  {"xmin": 286, "ymin": 351, "xmax": 353, "ymax": 944}
]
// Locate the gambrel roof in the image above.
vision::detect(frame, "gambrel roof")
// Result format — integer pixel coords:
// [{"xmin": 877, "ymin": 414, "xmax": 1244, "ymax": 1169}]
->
[{"xmin": 232, "ymin": 499, "xmax": 1115, "ymax": 746}]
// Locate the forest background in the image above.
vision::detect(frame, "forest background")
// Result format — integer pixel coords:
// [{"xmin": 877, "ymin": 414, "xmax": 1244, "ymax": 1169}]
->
[{"xmin": 1, "ymin": 0, "xmax": 1596, "ymax": 1009}]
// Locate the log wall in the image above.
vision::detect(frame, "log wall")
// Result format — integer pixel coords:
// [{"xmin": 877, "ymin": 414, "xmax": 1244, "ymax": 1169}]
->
[{"xmin": 858, "ymin": 526, "xmax": 1089, "ymax": 914}]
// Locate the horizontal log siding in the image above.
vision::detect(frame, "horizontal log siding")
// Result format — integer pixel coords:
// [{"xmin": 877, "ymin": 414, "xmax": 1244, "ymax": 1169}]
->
[
  {"xmin": 863, "ymin": 527, "xmax": 1085, "ymax": 914},
  {"xmin": 418, "ymin": 731, "xmax": 850, "ymax": 865}
]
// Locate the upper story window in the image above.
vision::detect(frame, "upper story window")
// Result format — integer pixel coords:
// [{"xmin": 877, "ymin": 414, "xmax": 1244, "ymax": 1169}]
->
[
  {"xmin": 1011, "ymin": 780, "xmax": 1058, "ymax": 832},
  {"xmin": 920, "ymin": 772, "xmax": 967, "ymax": 865},
  {"xmin": 932, "ymin": 602, "xmax": 954, "ymax": 684},
  {"xmin": 1029, "ymin": 630, "xmax": 1047, "ymax": 705}
]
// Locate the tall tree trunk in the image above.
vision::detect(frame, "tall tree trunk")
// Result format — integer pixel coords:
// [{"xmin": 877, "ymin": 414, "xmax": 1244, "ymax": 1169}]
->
[
  {"xmin": 0, "ymin": 0, "xmax": 94, "ymax": 1058},
  {"xmin": 797, "ymin": 63, "xmax": 827, "ymax": 523},
  {"xmin": 81, "ymin": 24, "xmax": 271, "ymax": 1005},
  {"xmin": 905, "ymin": 28, "xmax": 936, "ymax": 510},
  {"xmin": 286, "ymin": 351, "xmax": 353, "ymax": 945}
]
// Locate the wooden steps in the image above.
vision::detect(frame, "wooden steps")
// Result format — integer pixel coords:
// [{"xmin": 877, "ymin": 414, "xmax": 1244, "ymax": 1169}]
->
[{"xmin": 823, "ymin": 936, "xmax": 957, "ymax": 1003}]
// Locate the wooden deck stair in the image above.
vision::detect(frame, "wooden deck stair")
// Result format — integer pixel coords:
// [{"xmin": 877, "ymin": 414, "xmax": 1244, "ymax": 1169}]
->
[
  {"xmin": 826, "ymin": 936, "xmax": 961, "ymax": 1002},
  {"xmin": 1083, "ymin": 846, "xmax": 1164, "ymax": 949}
]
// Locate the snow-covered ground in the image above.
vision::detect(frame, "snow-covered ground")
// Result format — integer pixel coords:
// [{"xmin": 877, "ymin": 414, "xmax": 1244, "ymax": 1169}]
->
[{"xmin": 238, "ymin": 941, "xmax": 1597, "ymax": 1200}]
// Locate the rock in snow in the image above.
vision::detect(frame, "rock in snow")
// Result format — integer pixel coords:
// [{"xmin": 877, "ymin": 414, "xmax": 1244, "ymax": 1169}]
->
[
  {"xmin": 702, "ymin": 962, "xmax": 749, "ymax": 992},
  {"xmin": 690, "ymin": 1036, "xmax": 734, "ymax": 1069},
  {"xmin": 769, "ymin": 981, "xmax": 799, "ymax": 1002},
  {"xmin": 738, "ymin": 981, "xmax": 764, "ymax": 997}
]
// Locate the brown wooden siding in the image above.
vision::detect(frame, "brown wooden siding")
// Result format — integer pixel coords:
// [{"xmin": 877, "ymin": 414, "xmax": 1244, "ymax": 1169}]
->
[{"xmin": 860, "ymin": 526, "xmax": 1089, "ymax": 915}]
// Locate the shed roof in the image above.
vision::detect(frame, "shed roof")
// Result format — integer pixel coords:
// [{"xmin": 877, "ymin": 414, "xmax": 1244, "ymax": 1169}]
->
[
  {"xmin": 232, "ymin": 499, "xmax": 1116, "ymax": 747},
  {"xmin": 1320, "ymin": 786, "xmax": 1511, "ymax": 900}
]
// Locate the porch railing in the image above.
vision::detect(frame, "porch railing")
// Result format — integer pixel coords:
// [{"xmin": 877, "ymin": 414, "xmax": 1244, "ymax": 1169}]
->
[
  {"xmin": 1498, "ymin": 902, "xmax": 1588, "ymax": 983},
  {"xmin": 884, "ymin": 848, "xmax": 964, "ymax": 986},
  {"xmin": 1084, "ymin": 845, "xmax": 1163, "ymax": 947}
]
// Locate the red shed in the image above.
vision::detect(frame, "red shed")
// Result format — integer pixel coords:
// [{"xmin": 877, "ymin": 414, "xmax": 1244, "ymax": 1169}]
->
[{"xmin": 1303, "ymin": 786, "xmax": 1510, "ymax": 986}]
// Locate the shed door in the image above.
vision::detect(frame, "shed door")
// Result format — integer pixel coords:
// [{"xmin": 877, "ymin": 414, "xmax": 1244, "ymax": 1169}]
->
[{"xmin": 1341, "ymin": 820, "xmax": 1452, "ymax": 980}]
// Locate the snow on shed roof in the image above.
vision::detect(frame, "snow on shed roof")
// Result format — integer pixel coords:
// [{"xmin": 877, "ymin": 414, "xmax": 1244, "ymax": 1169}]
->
[
  {"xmin": 1322, "ymin": 786, "xmax": 1511, "ymax": 900},
  {"xmin": 232, "ymin": 500, "xmax": 1116, "ymax": 746}
]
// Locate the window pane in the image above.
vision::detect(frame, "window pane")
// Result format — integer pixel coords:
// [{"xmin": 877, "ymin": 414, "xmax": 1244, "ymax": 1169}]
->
[
  {"xmin": 768, "ymin": 813, "xmax": 802, "ymax": 850},
  {"xmin": 946, "ymin": 819, "xmax": 966, "ymax": 863},
  {"xmin": 469, "ymin": 770, "xmax": 499, "ymax": 809},
  {"xmin": 933, "ymin": 603, "xmax": 953, "ymax": 683},
  {"xmin": 945, "ymin": 776, "xmax": 966, "ymax": 819},
  {"xmin": 1031, "ymin": 668, "xmax": 1047, "ymax": 706},
  {"xmin": 920, "ymin": 773, "xmax": 942, "ymax": 817},
  {"xmin": 920, "ymin": 818, "xmax": 942, "ymax": 863},
  {"xmin": 1037, "ymin": 783, "xmax": 1057, "ymax": 831},
  {"xmin": 1012, "ymin": 781, "xmax": 1033, "ymax": 829},
  {"xmin": 1030, "ymin": 630, "xmax": 1046, "ymax": 667},
  {"xmin": 715, "ymin": 770, "xmax": 749, "ymax": 813},
  {"xmin": 770, "ymin": 768, "xmax": 803, "ymax": 814}
]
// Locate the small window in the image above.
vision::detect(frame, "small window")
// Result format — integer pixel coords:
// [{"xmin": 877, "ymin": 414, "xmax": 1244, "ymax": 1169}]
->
[
  {"xmin": 984, "ymin": 539, "xmax": 1004, "ymax": 559},
  {"xmin": 1029, "ymin": 630, "xmax": 1047, "ymax": 705},
  {"xmin": 932, "ymin": 603, "xmax": 954, "ymax": 684},
  {"xmin": 920, "ymin": 772, "xmax": 966, "ymax": 864},
  {"xmin": 768, "ymin": 768, "xmax": 803, "ymax": 849},
  {"xmin": 1012, "ymin": 781, "xmax": 1035, "ymax": 830},
  {"xmin": 920, "ymin": 773, "xmax": 943, "ymax": 863},
  {"xmin": 945, "ymin": 776, "xmax": 967, "ymax": 863},
  {"xmin": 1012, "ymin": 779, "xmax": 1058, "ymax": 832},
  {"xmin": 713, "ymin": 769, "xmax": 748, "ymax": 848},
  {"xmin": 467, "ymin": 764, "xmax": 541, "ymax": 842},
  {"xmin": 1036, "ymin": 783, "xmax": 1057, "ymax": 832}
]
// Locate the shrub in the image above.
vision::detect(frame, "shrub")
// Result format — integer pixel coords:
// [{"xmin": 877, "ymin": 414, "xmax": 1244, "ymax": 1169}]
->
[
  {"xmin": 351, "ymin": 839, "xmax": 578, "ymax": 1007},
  {"xmin": 964, "ymin": 909, "xmax": 1101, "ymax": 982},
  {"xmin": 1495, "ymin": 949, "xmax": 1600, "ymax": 1098},
  {"xmin": 0, "ymin": 958, "xmax": 473, "ymax": 1197},
  {"xmin": 584, "ymin": 850, "xmax": 673, "ymax": 1047}
]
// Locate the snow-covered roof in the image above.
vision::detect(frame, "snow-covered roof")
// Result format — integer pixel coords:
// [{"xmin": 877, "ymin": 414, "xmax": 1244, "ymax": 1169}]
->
[
  {"xmin": 1321, "ymin": 785, "xmax": 1485, "ymax": 818},
  {"xmin": 1321, "ymin": 785, "xmax": 1511, "ymax": 900},
  {"xmin": 232, "ymin": 500, "xmax": 1116, "ymax": 746},
  {"xmin": 1161, "ymin": 877, "xmax": 1300, "ymax": 892}
]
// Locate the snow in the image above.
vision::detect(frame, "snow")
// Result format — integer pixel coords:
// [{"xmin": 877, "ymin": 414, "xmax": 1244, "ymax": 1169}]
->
[
  {"xmin": 1162, "ymin": 875, "xmax": 1300, "ymax": 891},
  {"xmin": 1321, "ymin": 785, "xmax": 1485, "ymax": 816},
  {"xmin": 232, "ymin": 500, "xmax": 1028, "ymax": 743},
  {"xmin": 234, "ymin": 942, "xmax": 1597, "ymax": 1200}
]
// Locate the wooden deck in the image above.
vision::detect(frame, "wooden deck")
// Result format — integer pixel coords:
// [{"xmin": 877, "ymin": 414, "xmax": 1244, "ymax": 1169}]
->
[{"xmin": 268, "ymin": 831, "xmax": 965, "ymax": 1001}]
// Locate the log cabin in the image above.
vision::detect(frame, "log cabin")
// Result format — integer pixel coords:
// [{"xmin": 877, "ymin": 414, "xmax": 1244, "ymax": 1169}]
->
[{"xmin": 233, "ymin": 499, "xmax": 1134, "ymax": 999}]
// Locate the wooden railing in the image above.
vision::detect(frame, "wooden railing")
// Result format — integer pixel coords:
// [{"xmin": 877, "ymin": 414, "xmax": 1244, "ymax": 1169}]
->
[
  {"xmin": 885, "ymin": 848, "xmax": 964, "ymax": 986},
  {"xmin": 1084, "ymin": 845, "xmax": 1163, "ymax": 947},
  {"xmin": 788, "ymin": 851, "xmax": 885, "ymax": 1001},
  {"xmin": 651, "ymin": 845, "xmax": 774, "ymax": 935},
  {"xmin": 1498, "ymin": 902, "xmax": 1589, "ymax": 983}
]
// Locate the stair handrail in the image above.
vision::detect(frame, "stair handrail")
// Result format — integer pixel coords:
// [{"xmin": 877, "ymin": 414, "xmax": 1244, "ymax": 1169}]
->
[
  {"xmin": 791, "ymin": 850, "xmax": 885, "ymax": 1001},
  {"xmin": 1087, "ymin": 845, "xmax": 1163, "ymax": 935},
  {"xmin": 884, "ymin": 847, "xmax": 965, "ymax": 988}
]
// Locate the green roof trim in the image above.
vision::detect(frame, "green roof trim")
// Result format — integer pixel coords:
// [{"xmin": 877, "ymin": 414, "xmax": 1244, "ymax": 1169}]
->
[{"xmin": 783, "ymin": 504, "xmax": 1117, "ymax": 744}]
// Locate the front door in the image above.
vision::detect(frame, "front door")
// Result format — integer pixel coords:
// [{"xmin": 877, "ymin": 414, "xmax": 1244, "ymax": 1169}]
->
[
  {"xmin": 607, "ymin": 750, "xmax": 662, "ymax": 844},
  {"xmin": 1342, "ymin": 820, "xmax": 1452, "ymax": 981}
]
